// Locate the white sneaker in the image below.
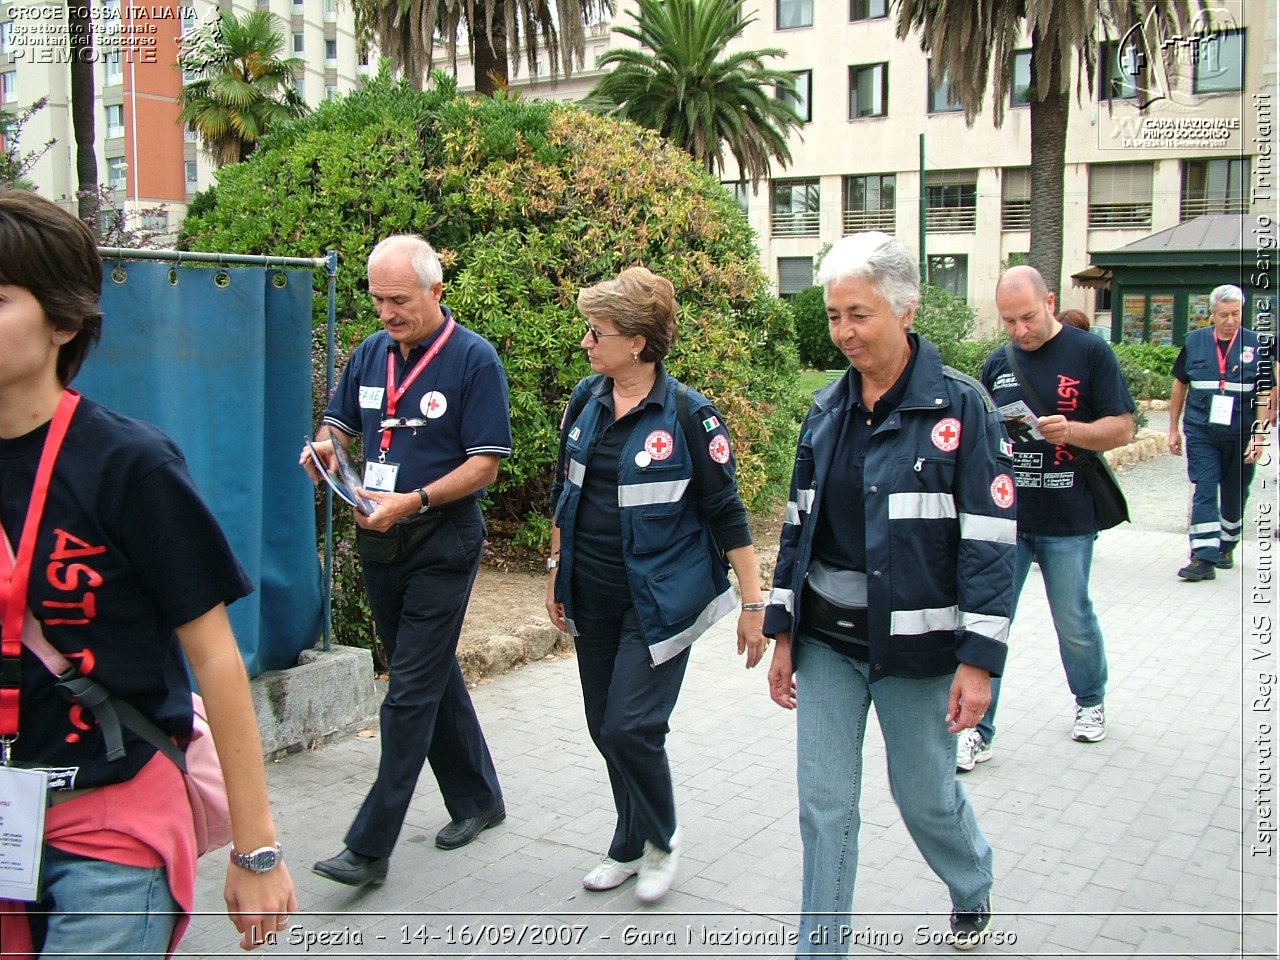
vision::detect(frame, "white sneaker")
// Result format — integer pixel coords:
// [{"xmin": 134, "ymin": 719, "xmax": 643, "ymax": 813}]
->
[
  {"xmin": 956, "ymin": 729, "xmax": 993, "ymax": 773},
  {"xmin": 1072, "ymin": 704, "xmax": 1106, "ymax": 742},
  {"xmin": 635, "ymin": 827, "xmax": 680, "ymax": 904},
  {"xmin": 582, "ymin": 856, "xmax": 639, "ymax": 891}
]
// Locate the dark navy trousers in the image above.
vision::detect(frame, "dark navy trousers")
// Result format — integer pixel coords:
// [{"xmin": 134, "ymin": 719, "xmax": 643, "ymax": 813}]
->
[
  {"xmin": 1185, "ymin": 422, "xmax": 1256, "ymax": 562},
  {"xmin": 345, "ymin": 503, "xmax": 502, "ymax": 859},
  {"xmin": 572, "ymin": 560, "xmax": 689, "ymax": 862}
]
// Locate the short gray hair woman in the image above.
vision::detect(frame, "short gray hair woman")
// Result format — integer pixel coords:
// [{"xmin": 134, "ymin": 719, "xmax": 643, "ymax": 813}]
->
[{"xmin": 765, "ymin": 233, "xmax": 1016, "ymax": 954}]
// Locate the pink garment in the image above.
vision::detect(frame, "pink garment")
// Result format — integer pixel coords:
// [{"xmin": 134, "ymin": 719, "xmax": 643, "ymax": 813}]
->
[{"xmin": 0, "ymin": 751, "xmax": 196, "ymax": 959}]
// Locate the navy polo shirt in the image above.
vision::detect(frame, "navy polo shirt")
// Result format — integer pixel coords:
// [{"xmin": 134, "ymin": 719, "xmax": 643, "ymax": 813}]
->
[{"xmin": 323, "ymin": 305, "xmax": 512, "ymax": 499}]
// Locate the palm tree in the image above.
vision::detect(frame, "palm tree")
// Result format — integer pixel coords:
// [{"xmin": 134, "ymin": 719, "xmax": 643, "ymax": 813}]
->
[
  {"xmin": 177, "ymin": 10, "xmax": 308, "ymax": 168},
  {"xmin": 896, "ymin": 0, "xmax": 1195, "ymax": 296},
  {"xmin": 583, "ymin": 0, "xmax": 802, "ymax": 188},
  {"xmin": 67, "ymin": 2, "xmax": 97, "ymax": 222},
  {"xmin": 352, "ymin": 0, "xmax": 611, "ymax": 96}
]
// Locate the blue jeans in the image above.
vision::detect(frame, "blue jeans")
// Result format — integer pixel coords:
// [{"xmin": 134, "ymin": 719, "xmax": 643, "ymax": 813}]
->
[
  {"xmin": 795, "ymin": 637, "xmax": 993, "ymax": 957},
  {"xmin": 29, "ymin": 846, "xmax": 178, "ymax": 957},
  {"xmin": 977, "ymin": 532, "xmax": 1108, "ymax": 744}
]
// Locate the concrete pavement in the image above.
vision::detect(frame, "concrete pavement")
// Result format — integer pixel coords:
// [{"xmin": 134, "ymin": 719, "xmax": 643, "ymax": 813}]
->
[{"xmin": 181, "ymin": 443, "xmax": 1278, "ymax": 959}]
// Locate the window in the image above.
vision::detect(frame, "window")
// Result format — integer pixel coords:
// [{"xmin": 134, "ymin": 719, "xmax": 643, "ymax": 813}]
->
[
  {"xmin": 178, "ymin": 4, "xmax": 195, "ymax": 35},
  {"xmin": 1194, "ymin": 29, "xmax": 1244, "ymax": 94},
  {"xmin": 256, "ymin": 0, "xmax": 269, "ymax": 8},
  {"xmin": 357, "ymin": 46, "xmax": 369, "ymax": 67},
  {"xmin": 1098, "ymin": 39, "xmax": 1139, "ymax": 99},
  {"xmin": 928, "ymin": 67, "xmax": 963, "ymax": 113},
  {"xmin": 777, "ymin": 69, "xmax": 811, "ymax": 123},
  {"xmin": 843, "ymin": 174, "xmax": 895, "ymax": 234},
  {"xmin": 1001, "ymin": 168, "xmax": 1029, "ymax": 230},
  {"xmin": 104, "ymin": 51, "xmax": 123, "ymax": 85},
  {"xmin": 1010, "ymin": 50, "xmax": 1032, "ymax": 107},
  {"xmin": 722, "ymin": 180, "xmax": 749, "ymax": 214},
  {"xmin": 925, "ymin": 170, "xmax": 977, "ymax": 232},
  {"xmin": 292, "ymin": 31, "xmax": 303, "ymax": 54},
  {"xmin": 778, "ymin": 257, "xmax": 814, "ymax": 300},
  {"xmin": 324, "ymin": 84, "xmax": 338, "ymax": 100},
  {"xmin": 849, "ymin": 63, "xmax": 887, "ymax": 118},
  {"xmin": 185, "ymin": 160, "xmax": 198, "ymax": 189},
  {"xmin": 1095, "ymin": 287, "xmax": 1112, "ymax": 315},
  {"xmin": 323, "ymin": 0, "xmax": 337, "ymax": 19},
  {"xmin": 1088, "ymin": 162, "xmax": 1153, "ymax": 228},
  {"xmin": 104, "ymin": 103, "xmax": 125, "ymax": 139},
  {"xmin": 324, "ymin": 38, "xmax": 337, "ymax": 67},
  {"xmin": 777, "ymin": 0, "xmax": 812, "ymax": 30},
  {"xmin": 771, "ymin": 179, "xmax": 820, "ymax": 237},
  {"xmin": 185, "ymin": 121, "xmax": 198, "ymax": 142},
  {"xmin": 0, "ymin": 21, "xmax": 13, "ymax": 53},
  {"xmin": 97, "ymin": 207, "xmax": 125, "ymax": 236},
  {"xmin": 292, "ymin": 0, "xmax": 304, "ymax": 12},
  {"xmin": 1, "ymin": 71, "xmax": 14, "ymax": 105},
  {"xmin": 141, "ymin": 210, "xmax": 168, "ymax": 232},
  {"xmin": 1181, "ymin": 158, "xmax": 1249, "ymax": 219},
  {"xmin": 849, "ymin": 0, "xmax": 886, "ymax": 20},
  {"xmin": 106, "ymin": 156, "xmax": 127, "ymax": 190},
  {"xmin": 927, "ymin": 255, "xmax": 968, "ymax": 300}
]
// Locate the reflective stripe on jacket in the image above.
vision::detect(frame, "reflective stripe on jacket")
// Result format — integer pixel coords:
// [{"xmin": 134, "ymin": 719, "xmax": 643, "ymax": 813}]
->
[
  {"xmin": 554, "ymin": 374, "xmax": 735, "ymax": 665},
  {"xmin": 1183, "ymin": 326, "xmax": 1265, "ymax": 431},
  {"xmin": 763, "ymin": 336, "xmax": 1016, "ymax": 680}
]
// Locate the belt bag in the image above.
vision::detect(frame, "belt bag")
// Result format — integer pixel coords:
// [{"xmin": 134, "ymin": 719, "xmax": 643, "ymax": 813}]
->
[
  {"xmin": 355, "ymin": 504, "xmax": 467, "ymax": 564},
  {"xmin": 801, "ymin": 586, "xmax": 869, "ymax": 645},
  {"xmin": 1002, "ymin": 343, "xmax": 1129, "ymax": 530}
]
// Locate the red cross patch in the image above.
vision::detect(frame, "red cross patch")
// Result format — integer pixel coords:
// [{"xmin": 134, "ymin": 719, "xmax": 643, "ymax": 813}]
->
[
  {"xmin": 421, "ymin": 391, "xmax": 448, "ymax": 419},
  {"xmin": 931, "ymin": 417, "xmax": 961, "ymax": 452},
  {"xmin": 991, "ymin": 473, "xmax": 1015, "ymax": 509},
  {"xmin": 645, "ymin": 430, "xmax": 675, "ymax": 461},
  {"xmin": 708, "ymin": 434, "xmax": 731, "ymax": 464}
]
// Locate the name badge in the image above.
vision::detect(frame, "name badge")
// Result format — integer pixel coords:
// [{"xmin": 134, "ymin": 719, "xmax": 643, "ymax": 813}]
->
[
  {"xmin": 359, "ymin": 386, "xmax": 386, "ymax": 409},
  {"xmin": 0, "ymin": 766, "xmax": 48, "ymax": 902},
  {"xmin": 363, "ymin": 460, "xmax": 399, "ymax": 492},
  {"xmin": 1209, "ymin": 393, "xmax": 1234, "ymax": 426}
]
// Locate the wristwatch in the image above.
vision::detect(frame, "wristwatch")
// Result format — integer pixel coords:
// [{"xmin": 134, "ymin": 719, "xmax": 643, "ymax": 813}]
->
[
  {"xmin": 417, "ymin": 487, "xmax": 431, "ymax": 514},
  {"xmin": 230, "ymin": 843, "xmax": 283, "ymax": 874}
]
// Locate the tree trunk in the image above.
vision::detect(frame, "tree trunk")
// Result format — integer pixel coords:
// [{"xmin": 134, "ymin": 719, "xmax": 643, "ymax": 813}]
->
[
  {"xmin": 472, "ymin": 0, "xmax": 509, "ymax": 97},
  {"xmin": 1028, "ymin": 31, "xmax": 1068, "ymax": 299},
  {"xmin": 67, "ymin": 2, "xmax": 97, "ymax": 223}
]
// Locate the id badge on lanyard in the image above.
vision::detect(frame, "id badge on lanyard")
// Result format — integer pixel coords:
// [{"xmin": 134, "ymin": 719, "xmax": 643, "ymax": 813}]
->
[
  {"xmin": 1209, "ymin": 393, "xmax": 1235, "ymax": 426},
  {"xmin": 363, "ymin": 460, "xmax": 399, "ymax": 492},
  {"xmin": 0, "ymin": 759, "xmax": 48, "ymax": 901}
]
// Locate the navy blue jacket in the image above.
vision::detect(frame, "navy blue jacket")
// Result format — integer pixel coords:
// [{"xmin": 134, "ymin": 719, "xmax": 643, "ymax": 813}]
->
[
  {"xmin": 1178, "ymin": 325, "xmax": 1269, "ymax": 433},
  {"xmin": 552, "ymin": 372, "xmax": 740, "ymax": 665},
  {"xmin": 764, "ymin": 336, "xmax": 1016, "ymax": 680}
]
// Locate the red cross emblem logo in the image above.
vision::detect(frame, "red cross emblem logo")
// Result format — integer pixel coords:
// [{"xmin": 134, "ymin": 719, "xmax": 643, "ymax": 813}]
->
[
  {"xmin": 708, "ymin": 434, "xmax": 731, "ymax": 464},
  {"xmin": 645, "ymin": 430, "xmax": 675, "ymax": 461},
  {"xmin": 991, "ymin": 473, "xmax": 1015, "ymax": 509},
  {"xmin": 421, "ymin": 391, "xmax": 448, "ymax": 419},
  {"xmin": 931, "ymin": 417, "xmax": 962, "ymax": 452}
]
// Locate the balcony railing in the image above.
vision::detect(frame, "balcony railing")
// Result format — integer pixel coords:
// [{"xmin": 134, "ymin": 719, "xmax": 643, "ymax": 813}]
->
[
  {"xmin": 1088, "ymin": 202, "xmax": 1152, "ymax": 229},
  {"xmin": 772, "ymin": 210, "xmax": 820, "ymax": 237},
  {"xmin": 1180, "ymin": 196, "xmax": 1248, "ymax": 220},
  {"xmin": 925, "ymin": 206, "xmax": 976, "ymax": 232},
  {"xmin": 1001, "ymin": 200, "xmax": 1030, "ymax": 231},
  {"xmin": 843, "ymin": 208, "xmax": 895, "ymax": 234}
]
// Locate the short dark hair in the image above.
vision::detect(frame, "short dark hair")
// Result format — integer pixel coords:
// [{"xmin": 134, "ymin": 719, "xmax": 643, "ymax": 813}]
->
[
  {"xmin": 576, "ymin": 266, "xmax": 678, "ymax": 363},
  {"xmin": 0, "ymin": 190, "xmax": 102, "ymax": 384}
]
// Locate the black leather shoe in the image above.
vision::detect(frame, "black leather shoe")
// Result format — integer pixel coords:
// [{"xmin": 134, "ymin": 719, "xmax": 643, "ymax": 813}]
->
[
  {"xmin": 312, "ymin": 848, "xmax": 389, "ymax": 887},
  {"xmin": 435, "ymin": 803, "xmax": 506, "ymax": 850},
  {"xmin": 1214, "ymin": 549, "xmax": 1235, "ymax": 570}
]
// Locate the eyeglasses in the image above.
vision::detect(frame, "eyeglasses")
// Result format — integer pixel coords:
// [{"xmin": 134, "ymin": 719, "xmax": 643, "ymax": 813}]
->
[{"xmin": 585, "ymin": 324, "xmax": 626, "ymax": 345}]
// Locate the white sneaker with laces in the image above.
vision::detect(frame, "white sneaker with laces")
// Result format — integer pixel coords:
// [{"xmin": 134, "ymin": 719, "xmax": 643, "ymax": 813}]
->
[
  {"xmin": 1072, "ymin": 704, "xmax": 1106, "ymax": 742},
  {"xmin": 582, "ymin": 856, "xmax": 639, "ymax": 891},
  {"xmin": 955, "ymin": 729, "xmax": 992, "ymax": 772},
  {"xmin": 635, "ymin": 827, "xmax": 680, "ymax": 904}
]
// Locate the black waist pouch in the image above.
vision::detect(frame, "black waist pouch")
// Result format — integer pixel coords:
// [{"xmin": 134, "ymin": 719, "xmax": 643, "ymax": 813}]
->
[
  {"xmin": 356, "ymin": 513, "xmax": 439, "ymax": 564},
  {"xmin": 801, "ymin": 585, "xmax": 869, "ymax": 648}
]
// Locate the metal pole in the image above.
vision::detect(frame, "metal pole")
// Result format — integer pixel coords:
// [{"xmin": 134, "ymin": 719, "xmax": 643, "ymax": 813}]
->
[
  {"xmin": 322, "ymin": 250, "xmax": 338, "ymax": 651},
  {"xmin": 97, "ymin": 247, "xmax": 329, "ymax": 269},
  {"xmin": 918, "ymin": 133, "xmax": 927, "ymax": 282}
]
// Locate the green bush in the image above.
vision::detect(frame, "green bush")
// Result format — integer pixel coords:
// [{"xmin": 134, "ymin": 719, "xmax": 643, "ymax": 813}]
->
[
  {"xmin": 182, "ymin": 70, "xmax": 804, "ymax": 651},
  {"xmin": 1112, "ymin": 342, "xmax": 1178, "ymax": 400},
  {"xmin": 791, "ymin": 285, "xmax": 842, "ymax": 369}
]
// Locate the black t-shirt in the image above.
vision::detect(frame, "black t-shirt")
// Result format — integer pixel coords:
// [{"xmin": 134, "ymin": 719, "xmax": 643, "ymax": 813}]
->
[
  {"xmin": 3, "ymin": 398, "xmax": 252, "ymax": 790},
  {"xmin": 981, "ymin": 326, "xmax": 1134, "ymax": 536}
]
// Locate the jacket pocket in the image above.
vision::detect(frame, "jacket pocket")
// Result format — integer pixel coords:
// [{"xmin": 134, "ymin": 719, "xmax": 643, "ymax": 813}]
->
[{"xmin": 643, "ymin": 548, "xmax": 715, "ymax": 625}]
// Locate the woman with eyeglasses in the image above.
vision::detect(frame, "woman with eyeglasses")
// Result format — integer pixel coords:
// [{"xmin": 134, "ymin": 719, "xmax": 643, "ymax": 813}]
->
[{"xmin": 546, "ymin": 266, "xmax": 767, "ymax": 905}]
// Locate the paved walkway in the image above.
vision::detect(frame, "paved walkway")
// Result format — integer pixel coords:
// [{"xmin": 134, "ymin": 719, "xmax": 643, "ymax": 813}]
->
[{"xmin": 182, "ymin": 445, "xmax": 1278, "ymax": 959}]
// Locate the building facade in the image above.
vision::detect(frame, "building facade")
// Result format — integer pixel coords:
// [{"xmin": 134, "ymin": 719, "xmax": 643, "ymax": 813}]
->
[
  {"xmin": 1, "ymin": 0, "xmax": 366, "ymax": 233},
  {"xmin": 447, "ymin": 0, "xmax": 1273, "ymax": 335}
]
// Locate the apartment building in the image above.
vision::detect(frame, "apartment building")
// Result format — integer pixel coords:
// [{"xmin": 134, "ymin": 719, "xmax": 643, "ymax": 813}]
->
[
  {"xmin": 446, "ymin": 0, "xmax": 1273, "ymax": 334},
  {"xmin": 1, "ymin": 0, "xmax": 367, "ymax": 232}
]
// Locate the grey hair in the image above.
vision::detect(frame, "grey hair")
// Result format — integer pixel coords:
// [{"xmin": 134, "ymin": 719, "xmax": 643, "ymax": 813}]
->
[
  {"xmin": 1209, "ymin": 284, "xmax": 1245, "ymax": 312},
  {"xmin": 816, "ymin": 232, "xmax": 920, "ymax": 318},
  {"xmin": 369, "ymin": 234, "xmax": 442, "ymax": 290}
]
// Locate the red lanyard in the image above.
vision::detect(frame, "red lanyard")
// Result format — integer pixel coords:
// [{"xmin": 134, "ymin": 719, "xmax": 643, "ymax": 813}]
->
[
  {"xmin": 1216, "ymin": 330, "xmax": 1238, "ymax": 391},
  {"xmin": 0, "ymin": 389, "xmax": 81, "ymax": 738},
  {"xmin": 379, "ymin": 318, "xmax": 455, "ymax": 457}
]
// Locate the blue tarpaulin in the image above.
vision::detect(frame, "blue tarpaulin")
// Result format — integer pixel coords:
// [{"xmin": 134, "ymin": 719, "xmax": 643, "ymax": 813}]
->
[{"xmin": 77, "ymin": 260, "xmax": 322, "ymax": 676}]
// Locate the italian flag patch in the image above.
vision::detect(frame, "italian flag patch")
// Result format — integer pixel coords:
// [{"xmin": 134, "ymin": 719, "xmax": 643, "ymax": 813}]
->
[{"xmin": 702, "ymin": 416, "xmax": 720, "ymax": 432}]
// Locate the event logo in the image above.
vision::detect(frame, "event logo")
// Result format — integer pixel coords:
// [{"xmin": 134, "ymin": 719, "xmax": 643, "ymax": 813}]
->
[{"xmin": 1099, "ymin": 5, "xmax": 1243, "ymax": 151}]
